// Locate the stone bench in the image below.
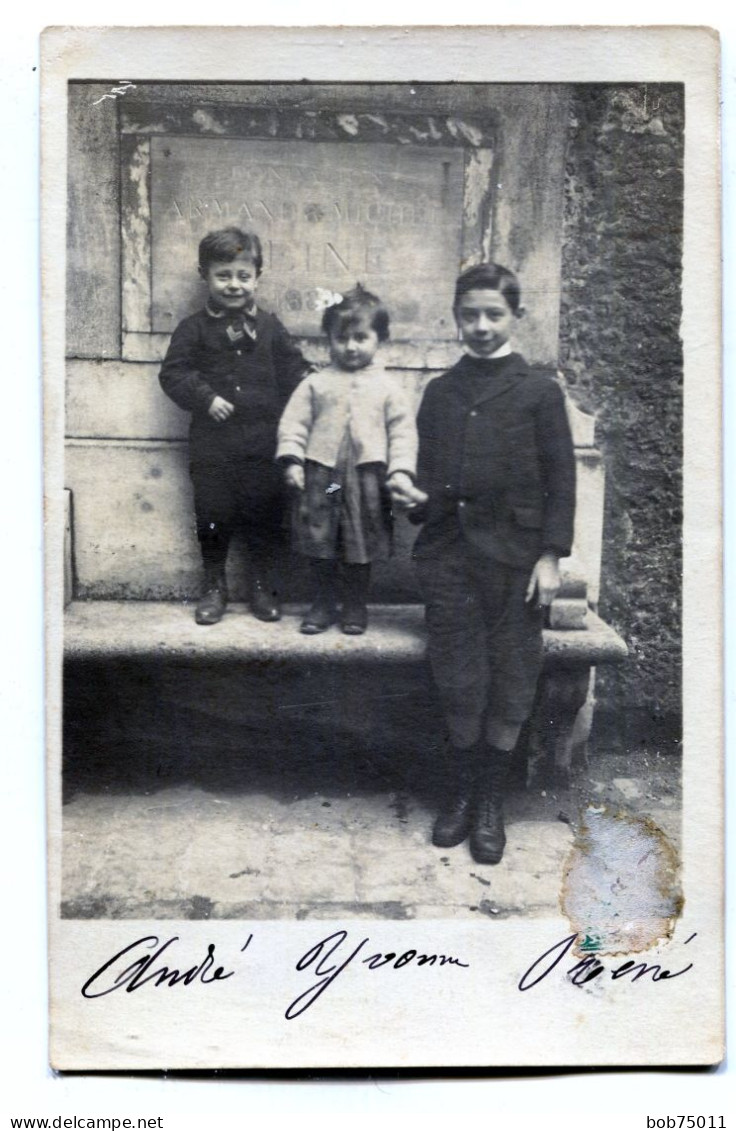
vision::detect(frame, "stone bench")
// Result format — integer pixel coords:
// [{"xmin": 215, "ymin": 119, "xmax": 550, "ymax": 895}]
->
[
  {"xmin": 62, "ymin": 378, "xmax": 628, "ymax": 780},
  {"xmin": 64, "ymin": 599, "xmax": 626, "ymax": 666},
  {"xmin": 63, "ymin": 596, "xmax": 627, "ymax": 783}
]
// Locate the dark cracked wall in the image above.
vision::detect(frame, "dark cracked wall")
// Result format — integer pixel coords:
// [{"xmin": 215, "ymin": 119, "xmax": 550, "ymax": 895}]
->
[{"xmin": 559, "ymin": 84, "xmax": 684, "ymax": 748}]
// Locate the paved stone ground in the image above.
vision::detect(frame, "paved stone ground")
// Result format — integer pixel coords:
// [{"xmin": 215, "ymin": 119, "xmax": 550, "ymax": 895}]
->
[
  {"xmin": 61, "ymin": 652, "xmax": 681, "ymax": 921},
  {"xmin": 61, "ymin": 787, "xmax": 578, "ymax": 920}
]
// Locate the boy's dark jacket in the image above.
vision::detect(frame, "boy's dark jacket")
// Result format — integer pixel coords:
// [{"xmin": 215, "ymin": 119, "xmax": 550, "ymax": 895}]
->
[
  {"xmin": 412, "ymin": 352, "xmax": 576, "ymax": 570},
  {"xmin": 159, "ymin": 307, "xmax": 308, "ymax": 461}
]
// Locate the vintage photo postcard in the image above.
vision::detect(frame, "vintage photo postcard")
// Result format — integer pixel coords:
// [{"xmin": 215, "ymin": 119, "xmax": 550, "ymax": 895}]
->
[{"xmin": 43, "ymin": 25, "xmax": 723, "ymax": 1069}]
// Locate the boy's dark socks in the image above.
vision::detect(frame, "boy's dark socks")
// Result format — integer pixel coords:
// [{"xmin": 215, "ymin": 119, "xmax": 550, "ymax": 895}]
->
[{"xmin": 196, "ymin": 519, "xmax": 232, "ymax": 567}]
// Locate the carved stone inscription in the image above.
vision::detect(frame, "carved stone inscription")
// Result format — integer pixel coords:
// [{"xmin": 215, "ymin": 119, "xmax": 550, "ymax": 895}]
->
[{"xmin": 150, "ymin": 137, "xmax": 465, "ymax": 339}]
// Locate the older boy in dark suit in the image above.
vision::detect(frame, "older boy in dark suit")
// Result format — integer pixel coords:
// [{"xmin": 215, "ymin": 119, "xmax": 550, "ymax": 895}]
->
[{"xmin": 400, "ymin": 263, "xmax": 576, "ymax": 864}]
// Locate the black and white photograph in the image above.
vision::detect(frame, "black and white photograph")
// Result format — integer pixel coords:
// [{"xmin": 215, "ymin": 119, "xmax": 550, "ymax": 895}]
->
[{"xmin": 41, "ymin": 25, "xmax": 723, "ymax": 1071}]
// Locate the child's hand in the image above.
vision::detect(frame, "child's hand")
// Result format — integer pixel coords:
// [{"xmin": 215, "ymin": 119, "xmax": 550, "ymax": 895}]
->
[
  {"xmin": 525, "ymin": 552, "xmax": 561, "ymax": 607},
  {"xmin": 387, "ymin": 472, "xmax": 429, "ymax": 511},
  {"xmin": 284, "ymin": 463, "xmax": 305, "ymax": 491},
  {"xmin": 208, "ymin": 396, "xmax": 235, "ymax": 423}
]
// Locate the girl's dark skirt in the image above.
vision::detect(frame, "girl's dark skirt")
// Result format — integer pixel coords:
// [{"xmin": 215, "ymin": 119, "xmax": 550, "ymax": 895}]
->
[{"xmin": 292, "ymin": 437, "xmax": 392, "ymax": 564}]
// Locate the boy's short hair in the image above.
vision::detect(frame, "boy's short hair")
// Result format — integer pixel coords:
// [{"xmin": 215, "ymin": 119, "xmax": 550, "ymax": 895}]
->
[
  {"xmin": 321, "ymin": 284, "xmax": 390, "ymax": 342},
  {"xmin": 198, "ymin": 227, "xmax": 263, "ymax": 275},
  {"xmin": 453, "ymin": 263, "xmax": 522, "ymax": 315}
]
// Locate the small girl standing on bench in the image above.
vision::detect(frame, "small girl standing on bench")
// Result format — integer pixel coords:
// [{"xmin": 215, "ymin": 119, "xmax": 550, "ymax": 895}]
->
[{"xmin": 276, "ymin": 286, "xmax": 424, "ymax": 635}]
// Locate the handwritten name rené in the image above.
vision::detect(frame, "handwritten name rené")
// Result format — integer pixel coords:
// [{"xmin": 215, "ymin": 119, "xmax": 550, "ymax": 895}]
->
[{"xmin": 518, "ymin": 931, "xmax": 696, "ymax": 990}]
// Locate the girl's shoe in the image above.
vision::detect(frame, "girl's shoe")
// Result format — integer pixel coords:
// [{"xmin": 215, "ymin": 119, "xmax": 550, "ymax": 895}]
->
[
  {"xmin": 339, "ymin": 563, "xmax": 370, "ymax": 634},
  {"xmin": 340, "ymin": 603, "xmax": 368, "ymax": 635},
  {"xmin": 300, "ymin": 600, "xmax": 336, "ymax": 634}
]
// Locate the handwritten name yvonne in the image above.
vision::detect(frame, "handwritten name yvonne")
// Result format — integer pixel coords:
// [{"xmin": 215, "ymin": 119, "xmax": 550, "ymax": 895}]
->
[{"xmin": 286, "ymin": 929, "xmax": 469, "ymax": 1019}]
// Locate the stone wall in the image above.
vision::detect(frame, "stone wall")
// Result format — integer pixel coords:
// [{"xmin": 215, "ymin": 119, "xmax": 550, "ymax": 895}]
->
[
  {"xmin": 65, "ymin": 82, "xmax": 572, "ymax": 602},
  {"xmin": 559, "ymin": 84, "xmax": 684, "ymax": 745}
]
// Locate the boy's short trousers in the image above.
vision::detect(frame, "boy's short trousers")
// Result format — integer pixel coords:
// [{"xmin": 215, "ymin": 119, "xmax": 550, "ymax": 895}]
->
[
  {"xmin": 190, "ymin": 454, "xmax": 285, "ymax": 555},
  {"xmin": 414, "ymin": 538, "xmax": 544, "ymax": 728}
]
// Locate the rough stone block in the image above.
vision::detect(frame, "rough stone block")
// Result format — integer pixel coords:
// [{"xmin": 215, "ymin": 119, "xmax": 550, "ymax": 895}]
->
[
  {"xmin": 65, "ymin": 439, "xmax": 200, "ymax": 599},
  {"xmin": 548, "ymin": 598, "xmax": 588, "ymax": 630},
  {"xmin": 66, "ymin": 359, "xmax": 189, "ymax": 440}
]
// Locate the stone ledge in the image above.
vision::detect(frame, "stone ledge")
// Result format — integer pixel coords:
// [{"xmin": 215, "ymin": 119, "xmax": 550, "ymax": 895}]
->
[{"xmin": 64, "ymin": 600, "xmax": 628, "ymax": 666}]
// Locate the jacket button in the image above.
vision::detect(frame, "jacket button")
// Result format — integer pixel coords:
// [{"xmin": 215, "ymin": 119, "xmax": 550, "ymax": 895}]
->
[
  {"xmin": 469, "ymin": 410, "xmax": 478, "ymax": 417},
  {"xmin": 458, "ymin": 500, "xmax": 466, "ymax": 508},
  {"xmin": 235, "ymin": 385, "xmax": 241, "ymax": 392}
]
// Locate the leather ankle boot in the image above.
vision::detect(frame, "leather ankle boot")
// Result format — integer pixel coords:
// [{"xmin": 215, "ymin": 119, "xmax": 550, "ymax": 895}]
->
[
  {"xmin": 195, "ymin": 566, "xmax": 228, "ymax": 626},
  {"xmin": 300, "ymin": 598, "xmax": 336, "ymax": 634},
  {"xmin": 340, "ymin": 563, "xmax": 370, "ymax": 635},
  {"xmin": 300, "ymin": 561, "xmax": 337, "ymax": 634},
  {"xmin": 432, "ymin": 751, "xmax": 475, "ymax": 848},
  {"xmin": 340, "ymin": 603, "xmax": 368, "ymax": 635},
  {"xmin": 469, "ymin": 748, "xmax": 512, "ymax": 865},
  {"xmin": 250, "ymin": 576, "xmax": 281, "ymax": 622}
]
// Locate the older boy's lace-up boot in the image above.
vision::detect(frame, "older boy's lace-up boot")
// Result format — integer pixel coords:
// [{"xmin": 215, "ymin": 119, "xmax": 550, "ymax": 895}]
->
[
  {"xmin": 431, "ymin": 746, "xmax": 476, "ymax": 848},
  {"xmin": 195, "ymin": 565, "xmax": 228, "ymax": 626},
  {"xmin": 469, "ymin": 747, "xmax": 512, "ymax": 864}
]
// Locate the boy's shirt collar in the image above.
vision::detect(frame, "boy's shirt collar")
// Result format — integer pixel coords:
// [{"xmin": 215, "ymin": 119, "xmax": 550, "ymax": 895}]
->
[
  {"xmin": 464, "ymin": 341, "xmax": 513, "ymax": 360},
  {"xmin": 205, "ymin": 299, "xmax": 258, "ymax": 341}
]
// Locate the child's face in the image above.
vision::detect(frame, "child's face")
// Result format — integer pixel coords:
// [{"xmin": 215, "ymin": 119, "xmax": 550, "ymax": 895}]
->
[
  {"xmin": 329, "ymin": 313, "xmax": 380, "ymax": 371},
  {"xmin": 202, "ymin": 253, "xmax": 259, "ymax": 312},
  {"xmin": 454, "ymin": 287, "xmax": 517, "ymax": 357}
]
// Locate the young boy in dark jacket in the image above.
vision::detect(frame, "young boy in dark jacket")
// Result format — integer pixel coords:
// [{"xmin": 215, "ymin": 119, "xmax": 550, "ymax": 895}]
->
[
  {"xmin": 159, "ymin": 227, "xmax": 311, "ymax": 625},
  {"xmin": 400, "ymin": 263, "xmax": 576, "ymax": 865}
]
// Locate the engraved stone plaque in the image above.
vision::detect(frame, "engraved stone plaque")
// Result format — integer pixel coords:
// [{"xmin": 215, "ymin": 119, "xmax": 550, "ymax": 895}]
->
[{"xmin": 150, "ymin": 137, "xmax": 466, "ymax": 339}]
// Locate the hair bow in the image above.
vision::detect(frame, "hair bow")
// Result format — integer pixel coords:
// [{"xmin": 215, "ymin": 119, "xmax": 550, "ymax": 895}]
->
[{"xmin": 310, "ymin": 287, "xmax": 344, "ymax": 311}]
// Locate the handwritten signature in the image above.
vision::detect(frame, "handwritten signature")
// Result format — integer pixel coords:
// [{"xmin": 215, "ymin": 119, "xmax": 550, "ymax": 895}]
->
[
  {"xmin": 518, "ymin": 931, "xmax": 696, "ymax": 991},
  {"xmin": 79, "ymin": 929, "xmax": 468, "ymax": 1017},
  {"xmin": 79, "ymin": 928, "xmax": 696, "ymax": 1012},
  {"xmin": 80, "ymin": 934, "xmax": 249, "ymax": 997},
  {"xmin": 92, "ymin": 81, "xmax": 136, "ymax": 107},
  {"xmin": 286, "ymin": 929, "xmax": 469, "ymax": 1019}
]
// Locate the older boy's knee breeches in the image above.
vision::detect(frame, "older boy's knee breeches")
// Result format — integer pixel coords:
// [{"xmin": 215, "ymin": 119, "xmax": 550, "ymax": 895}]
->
[
  {"xmin": 191, "ymin": 457, "xmax": 285, "ymax": 568},
  {"xmin": 415, "ymin": 542, "xmax": 544, "ymax": 747}
]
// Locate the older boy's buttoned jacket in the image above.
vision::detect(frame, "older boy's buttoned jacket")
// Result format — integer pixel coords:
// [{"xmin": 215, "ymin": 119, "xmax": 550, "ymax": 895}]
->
[
  {"xmin": 159, "ymin": 307, "xmax": 308, "ymax": 462},
  {"xmin": 412, "ymin": 352, "xmax": 576, "ymax": 570},
  {"xmin": 276, "ymin": 363, "xmax": 417, "ymax": 478}
]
